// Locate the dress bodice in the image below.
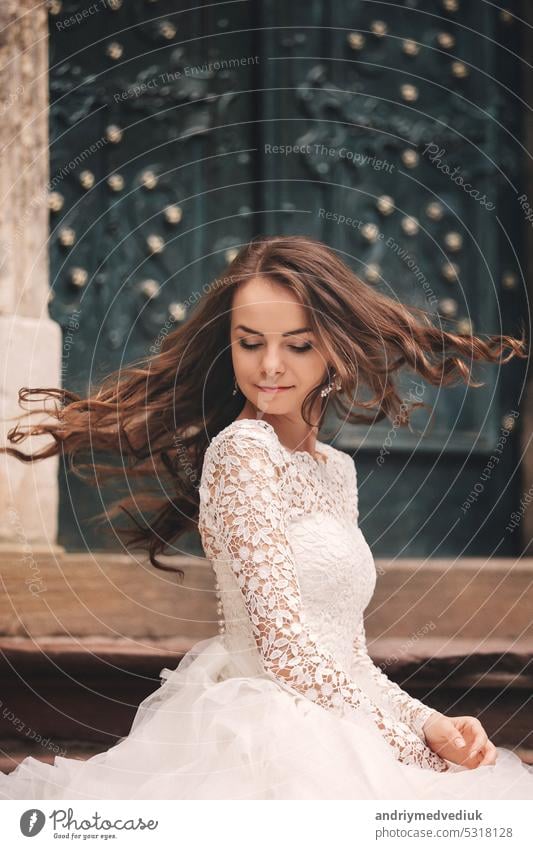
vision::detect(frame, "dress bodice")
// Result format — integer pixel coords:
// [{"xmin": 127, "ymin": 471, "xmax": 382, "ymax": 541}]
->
[
  {"xmin": 199, "ymin": 418, "xmax": 375, "ymax": 670},
  {"xmin": 198, "ymin": 417, "xmax": 446, "ymax": 772}
]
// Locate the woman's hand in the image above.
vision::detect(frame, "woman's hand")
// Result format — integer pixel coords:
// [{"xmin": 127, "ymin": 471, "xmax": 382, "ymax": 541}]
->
[{"xmin": 422, "ymin": 712, "xmax": 498, "ymax": 769}]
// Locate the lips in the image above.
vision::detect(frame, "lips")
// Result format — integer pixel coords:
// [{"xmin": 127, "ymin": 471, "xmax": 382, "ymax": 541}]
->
[{"xmin": 256, "ymin": 385, "xmax": 293, "ymax": 393}]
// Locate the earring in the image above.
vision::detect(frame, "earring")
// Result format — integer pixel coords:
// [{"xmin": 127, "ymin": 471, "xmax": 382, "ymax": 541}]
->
[
  {"xmin": 232, "ymin": 376, "xmax": 239, "ymax": 396},
  {"xmin": 320, "ymin": 370, "xmax": 342, "ymax": 398}
]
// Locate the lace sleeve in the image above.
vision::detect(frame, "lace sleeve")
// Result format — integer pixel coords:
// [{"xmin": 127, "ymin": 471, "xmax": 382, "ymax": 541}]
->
[
  {"xmin": 199, "ymin": 427, "xmax": 447, "ymax": 772},
  {"xmin": 340, "ymin": 454, "xmax": 438, "ymax": 743},
  {"xmin": 349, "ymin": 618, "xmax": 438, "ymax": 743}
]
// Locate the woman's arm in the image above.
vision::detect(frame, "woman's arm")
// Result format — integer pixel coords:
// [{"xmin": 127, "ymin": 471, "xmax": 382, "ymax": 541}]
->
[
  {"xmin": 341, "ymin": 452, "xmax": 438, "ymax": 743},
  {"xmin": 349, "ymin": 618, "xmax": 438, "ymax": 743},
  {"xmin": 199, "ymin": 426, "xmax": 447, "ymax": 772}
]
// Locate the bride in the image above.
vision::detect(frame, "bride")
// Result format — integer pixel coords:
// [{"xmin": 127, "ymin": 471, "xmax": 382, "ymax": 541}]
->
[{"xmin": 1, "ymin": 234, "xmax": 531, "ymax": 799}]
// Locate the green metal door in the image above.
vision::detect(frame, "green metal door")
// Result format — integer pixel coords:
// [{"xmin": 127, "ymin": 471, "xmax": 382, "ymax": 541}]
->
[{"xmin": 48, "ymin": 0, "xmax": 527, "ymax": 557}]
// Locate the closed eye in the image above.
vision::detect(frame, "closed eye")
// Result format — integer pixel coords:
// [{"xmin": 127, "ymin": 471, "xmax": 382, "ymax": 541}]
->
[{"xmin": 238, "ymin": 341, "xmax": 312, "ymax": 353}]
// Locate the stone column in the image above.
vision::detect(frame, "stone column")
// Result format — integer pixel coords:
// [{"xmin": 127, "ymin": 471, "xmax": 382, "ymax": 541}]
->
[{"xmin": 0, "ymin": 0, "xmax": 62, "ymax": 548}]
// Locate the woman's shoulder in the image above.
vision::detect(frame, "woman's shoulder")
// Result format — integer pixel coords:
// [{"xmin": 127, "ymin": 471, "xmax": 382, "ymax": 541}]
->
[
  {"xmin": 207, "ymin": 418, "xmax": 351, "ymax": 469},
  {"xmin": 204, "ymin": 418, "xmax": 286, "ymax": 467},
  {"xmin": 212, "ymin": 417, "xmax": 277, "ymax": 442}
]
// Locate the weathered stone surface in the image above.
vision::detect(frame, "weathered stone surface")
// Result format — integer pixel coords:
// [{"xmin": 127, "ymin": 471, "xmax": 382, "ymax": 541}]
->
[
  {"xmin": 2, "ymin": 553, "xmax": 531, "ymax": 644},
  {"xmin": 0, "ymin": 553, "xmax": 531, "ymax": 769},
  {"xmin": 0, "ymin": 1, "xmax": 61, "ymax": 547},
  {"xmin": 0, "ymin": 631, "xmax": 530, "ymax": 773},
  {"xmin": 0, "ymin": 318, "xmax": 62, "ymax": 546},
  {"xmin": 0, "ymin": 552, "xmax": 217, "ymax": 640},
  {"xmin": 366, "ymin": 557, "xmax": 533, "ymax": 642}
]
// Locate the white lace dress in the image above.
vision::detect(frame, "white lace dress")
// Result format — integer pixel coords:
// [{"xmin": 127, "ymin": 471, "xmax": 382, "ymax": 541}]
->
[{"xmin": 1, "ymin": 418, "xmax": 532, "ymax": 799}]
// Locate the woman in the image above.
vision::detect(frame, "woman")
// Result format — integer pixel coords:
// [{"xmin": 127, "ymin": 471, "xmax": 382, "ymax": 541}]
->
[{"xmin": 0, "ymin": 235, "xmax": 531, "ymax": 799}]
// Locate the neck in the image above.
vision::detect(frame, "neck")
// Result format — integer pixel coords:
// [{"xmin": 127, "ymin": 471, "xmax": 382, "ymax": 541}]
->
[{"xmin": 236, "ymin": 403, "xmax": 322, "ymax": 456}]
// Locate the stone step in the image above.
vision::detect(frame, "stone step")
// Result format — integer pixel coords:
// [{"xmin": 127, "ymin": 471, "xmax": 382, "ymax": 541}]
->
[
  {"xmin": 0, "ymin": 741, "xmax": 104, "ymax": 775},
  {"xmin": 0, "ymin": 552, "xmax": 531, "ymax": 772},
  {"xmin": 0, "ymin": 635, "xmax": 530, "ymax": 764}
]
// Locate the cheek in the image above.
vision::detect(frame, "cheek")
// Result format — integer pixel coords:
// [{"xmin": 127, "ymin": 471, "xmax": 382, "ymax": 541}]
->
[
  {"xmin": 232, "ymin": 345, "xmax": 256, "ymax": 378},
  {"xmin": 288, "ymin": 356, "xmax": 325, "ymax": 392},
  {"xmin": 300, "ymin": 351, "xmax": 326, "ymax": 378},
  {"xmin": 231, "ymin": 343, "xmax": 245, "ymax": 366},
  {"xmin": 231, "ymin": 343, "xmax": 239, "ymax": 364}
]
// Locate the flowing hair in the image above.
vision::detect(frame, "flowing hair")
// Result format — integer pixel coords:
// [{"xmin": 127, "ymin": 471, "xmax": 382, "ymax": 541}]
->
[{"xmin": 1, "ymin": 235, "xmax": 527, "ymax": 578}]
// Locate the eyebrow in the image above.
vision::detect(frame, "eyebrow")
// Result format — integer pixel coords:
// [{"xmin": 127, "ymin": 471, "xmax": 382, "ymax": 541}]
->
[{"xmin": 235, "ymin": 324, "xmax": 313, "ymax": 337}]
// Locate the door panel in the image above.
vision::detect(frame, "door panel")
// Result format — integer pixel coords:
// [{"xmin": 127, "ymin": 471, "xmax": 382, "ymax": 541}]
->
[{"xmin": 48, "ymin": 1, "xmax": 527, "ymax": 556}]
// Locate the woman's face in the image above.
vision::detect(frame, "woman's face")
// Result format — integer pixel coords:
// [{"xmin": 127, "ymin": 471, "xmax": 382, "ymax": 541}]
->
[{"xmin": 230, "ymin": 276, "xmax": 328, "ymax": 420}]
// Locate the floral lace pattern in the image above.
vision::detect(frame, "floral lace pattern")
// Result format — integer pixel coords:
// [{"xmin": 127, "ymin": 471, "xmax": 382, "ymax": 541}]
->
[
  {"xmin": 198, "ymin": 419, "xmax": 447, "ymax": 772},
  {"xmin": 341, "ymin": 452, "xmax": 436, "ymax": 741},
  {"xmin": 349, "ymin": 618, "xmax": 436, "ymax": 743}
]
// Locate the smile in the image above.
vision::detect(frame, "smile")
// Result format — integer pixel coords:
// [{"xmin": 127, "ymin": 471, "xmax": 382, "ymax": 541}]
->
[{"xmin": 255, "ymin": 385, "xmax": 293, "ymax": 393}]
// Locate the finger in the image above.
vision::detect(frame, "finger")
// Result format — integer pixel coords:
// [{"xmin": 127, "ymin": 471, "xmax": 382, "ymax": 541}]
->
[
  {"xmin": 467, "ymin": 732, "xmax": 488, "ymax": 758},
  {"xmin": 463, "ymin": 754, "xmax": 481, "ymax": 770},
  {"xmin": 454, "ymin": 717, "xmax": 481, "ymax": 745},
  {"xmin": 455, "ymin": 715, "xmax": 481, "ymax": 731},
  {"xmin": 479, "ymin": 742, "xmax": 497, "ymax": 766},
  {"xmin": 447, "ymin": 722, "xmax": 467, "ymax": 748},
  {"xmin": 468, "ymin": 737, "xmax": 488, "ymax": 758},
  {"xmin": 469, "ymin": 741, "xmax": 493, "ymax": 768},
  {"xmin": 469, "ymin": 746, "xmax": 491, "ymax": 769},
  {"xmin": 450, "ymin": 718, "xmax": 475, "ymax": 748}
]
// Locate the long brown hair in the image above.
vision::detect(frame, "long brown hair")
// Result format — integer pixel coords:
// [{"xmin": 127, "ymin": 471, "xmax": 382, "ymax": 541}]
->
[{"xmin": 2, "ymin": 234, "xmax": 527, "ymax": 578}]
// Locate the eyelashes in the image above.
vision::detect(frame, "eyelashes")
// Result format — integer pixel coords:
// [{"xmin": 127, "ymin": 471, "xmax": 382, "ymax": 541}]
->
[{"xmin": 238, "ymin": 341, "xmax": 312, "ymax": 353}]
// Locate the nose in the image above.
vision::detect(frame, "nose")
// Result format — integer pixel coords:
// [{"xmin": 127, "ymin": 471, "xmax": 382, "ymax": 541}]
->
[{"xmin": 260, "ymin": 343, "xmax": 285, "ymax": 377}]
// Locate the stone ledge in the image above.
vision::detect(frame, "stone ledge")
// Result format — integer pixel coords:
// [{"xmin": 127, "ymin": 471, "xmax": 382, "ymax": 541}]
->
[
  {"xmin": 0, "ymin": 551, "xmax": 531, "ymax": 760},
  {"xmin": 0, "ymin": 634, "xmax": 531, "ymax": 670},
  {"xmin": 0, "ymin": 633, "xmax": 530, "ymax": 768},
  {"xmin": 1, "ymin": 552, "xmax": 532, "ymax": 643},
  {"xmin": 0, "ymin": 551, "xmax": 215, "ymax": 640},
  {"xmin": 370, "ymin": 637, "xmax": 533, "ymax": 685}
]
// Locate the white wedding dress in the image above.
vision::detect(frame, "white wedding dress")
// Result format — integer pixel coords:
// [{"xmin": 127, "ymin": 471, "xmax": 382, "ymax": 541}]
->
[{"xmin": 1, "ymin": 417, "xmax": 532, "ymax": 799}]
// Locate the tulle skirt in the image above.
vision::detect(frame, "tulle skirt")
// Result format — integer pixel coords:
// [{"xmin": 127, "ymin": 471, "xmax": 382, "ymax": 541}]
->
[{"xmin": 1, "ymin": 634, "xmax": 532, "ymax": 800}]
